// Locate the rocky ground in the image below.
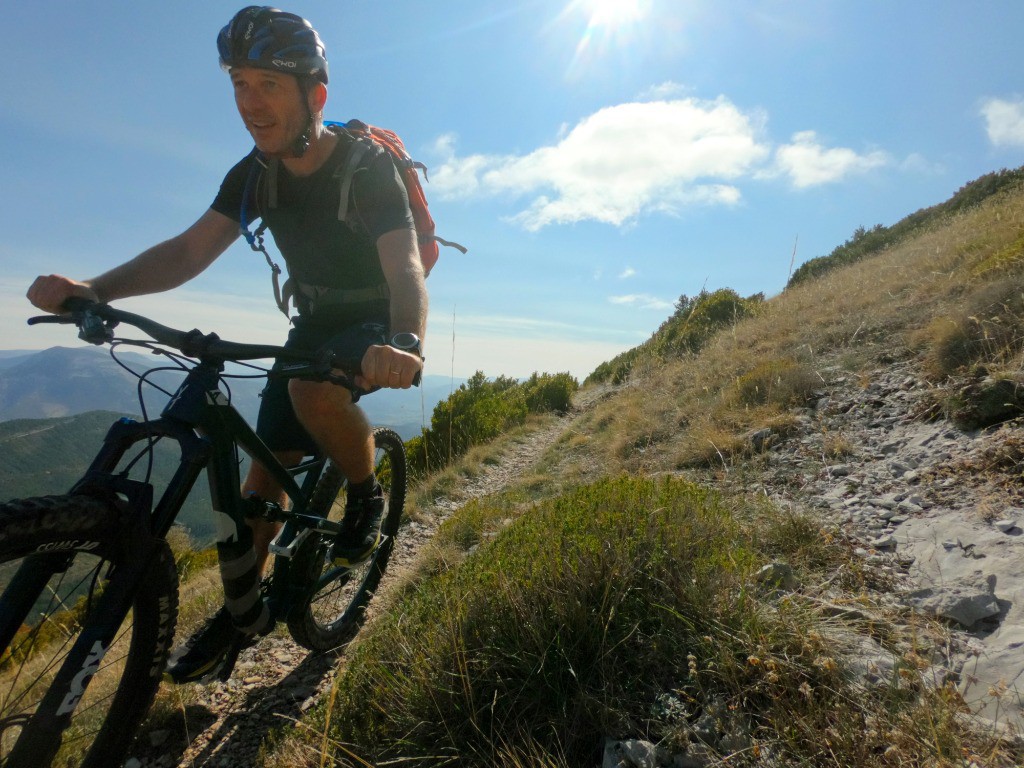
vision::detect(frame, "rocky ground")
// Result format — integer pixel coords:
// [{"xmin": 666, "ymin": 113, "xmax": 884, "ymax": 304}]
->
[
  {"xmin": 125, "ymin": 365, "xmax": 1024, "ymax": 766},
  {"xmin": 602, "ymin": 356, "xmax": 1023, "ymax": 768},
  {"xmin": 721, "ymin": 355, "xmax": 1023, "ymax": 736}
]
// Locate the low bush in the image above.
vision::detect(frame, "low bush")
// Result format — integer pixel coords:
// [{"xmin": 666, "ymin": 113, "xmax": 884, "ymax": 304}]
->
[
  {"xmin": 922, "ymin": 279, "xmax": 1024, "ymax": 380},
  {"xmin": 522, "ymin": 372, "xmax": 579, "ymax": 414},
  {"xmin": 728, "ymin": 358, "xmax": 820, "ymax": 409},
  {"xmin": 586, "ymin": 289, "xmax": 764, "ymax": 385},
  {"xmin": 788, "ymin": 166, "xmax": 1024, "ymax": 288},
  {"xmin": 301, "ymin": 476, "xmax": 987, "ymax": 767},
  {"xmin": 406, "ymin": 371, "xmax": 578, "ymax": 477}
]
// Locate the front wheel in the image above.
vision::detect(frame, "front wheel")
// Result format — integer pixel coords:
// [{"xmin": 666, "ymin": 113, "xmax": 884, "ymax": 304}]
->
[
  {"xmin": 0, "ymin": 495, "xmax": 179, "ymax": 768},
  {"xmin": 287, "ymin": 427, "xmax": 406, "ymax": 652}
]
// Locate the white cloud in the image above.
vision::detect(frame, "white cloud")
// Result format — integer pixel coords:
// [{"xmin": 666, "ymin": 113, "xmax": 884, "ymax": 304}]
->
[
  {"xmin": 769, "ymin": 131, "xmax": 889, "ymax": 188},
  {"xmin": 618, "ymin": 267, "xmax": 636, "ymax": 279},
  {"xmin": 639, "ymin": 81, "xmax": 691, "ymax": 101},
  {"xmin": 432, "ymin": 95, "xmax": 770, "ymax": 230},
  {"xmin": 608, "ymin": 294, "xmax": 673, "ymax": 311},
  {"xmin": 900, "ymin": 152, "xmax": 945, "ymax": 175},
  {"xmin": 981, "ymin": 98, "xmax": 1024, "ymax": 148},
  {"xmin": 433, "ymin": 95, "xmax": 896, "ymax": 229}
]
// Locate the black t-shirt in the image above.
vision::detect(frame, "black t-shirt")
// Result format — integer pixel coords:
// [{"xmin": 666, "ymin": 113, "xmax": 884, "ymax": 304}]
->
[{"xmin": 211, "ymin": 131, "xmax": 415, "ymax": 293}]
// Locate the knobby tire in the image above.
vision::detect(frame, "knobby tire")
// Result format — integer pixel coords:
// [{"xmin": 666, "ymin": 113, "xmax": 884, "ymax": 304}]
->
[
  {"xmin": 0, "ymin": 495, "xmax": 179, "ymax": 768},
  {"xmin": 287, "ymin": 427, "xmax": 406, "ymax": 652}
]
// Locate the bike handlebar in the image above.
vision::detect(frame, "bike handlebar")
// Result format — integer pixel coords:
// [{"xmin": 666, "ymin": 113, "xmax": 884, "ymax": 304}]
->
[{"xmin": 28, "ymin": 298, "xmax": 361, "ymax": 379}]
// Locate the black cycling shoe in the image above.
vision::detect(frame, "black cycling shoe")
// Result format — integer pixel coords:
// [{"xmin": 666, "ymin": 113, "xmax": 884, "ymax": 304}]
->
[
  {"xmin": 164, "ymin": 607, "xmax": 255, "ymax": 684},
  {"xmin": 331, "ymin": 488, "xmax": 386, "ymax": 567}
]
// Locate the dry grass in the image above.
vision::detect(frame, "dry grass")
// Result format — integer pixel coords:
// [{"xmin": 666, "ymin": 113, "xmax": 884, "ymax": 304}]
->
[{"xmin": 573, "ymin": 185, "xmax": 1024, "ymax": 478}]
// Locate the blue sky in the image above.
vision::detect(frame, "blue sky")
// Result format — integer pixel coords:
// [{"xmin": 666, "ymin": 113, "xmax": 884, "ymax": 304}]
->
[{"xmin": 3, "ymin": 1, "xmax": 1024, "ymax": 380}]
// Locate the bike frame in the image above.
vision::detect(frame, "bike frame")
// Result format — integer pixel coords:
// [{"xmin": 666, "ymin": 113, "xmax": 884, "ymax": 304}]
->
[
  {"xmin": 7, "ymin": 355, "xmax": 335, "ymax": 748},
  {"xmin": 81, "ymin": 353, "xmax": 349, "ymax": 599},
  {"xmin": 5, "ymin": 299, "xmax": 394, "ymax": 764},
  {"xmin": 80, "ymin": 359, "xmax": 321, "ymax": 536}
]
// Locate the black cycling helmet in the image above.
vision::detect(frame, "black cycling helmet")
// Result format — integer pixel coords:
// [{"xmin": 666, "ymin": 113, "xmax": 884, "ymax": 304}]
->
[{"xmin": 217, "ymin": 6, "xmax": 329, "ymax": 85}]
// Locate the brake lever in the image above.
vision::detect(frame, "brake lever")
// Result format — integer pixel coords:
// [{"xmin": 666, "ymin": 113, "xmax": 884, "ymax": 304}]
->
[{"xmin": 27, "ymin": 314, "xmax": 75, "ymax": 326}]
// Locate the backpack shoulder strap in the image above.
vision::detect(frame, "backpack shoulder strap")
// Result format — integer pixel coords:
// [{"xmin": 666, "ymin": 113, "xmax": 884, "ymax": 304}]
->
[
  {"xmin": 325, "ymin": 119, "xmax": 470, "ymax": 271},
  {"xmin": 333, "ymin": 133, "xmax": 374, "ymax": 224},
  {"xmin": 266, "ymin": 156, "xmax": 279, "ymax": 209}
]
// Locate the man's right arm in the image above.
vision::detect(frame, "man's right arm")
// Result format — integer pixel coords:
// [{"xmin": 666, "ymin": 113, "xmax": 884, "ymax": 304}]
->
[{"xmin": 27, "ymin": 209, "xmax": 240, "ymax": 313}]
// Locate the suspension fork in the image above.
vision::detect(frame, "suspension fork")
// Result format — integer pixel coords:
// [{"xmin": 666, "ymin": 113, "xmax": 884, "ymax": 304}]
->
[{"xmin": 72, "ymin": 416, "xmax": 212, "ymax": 539}]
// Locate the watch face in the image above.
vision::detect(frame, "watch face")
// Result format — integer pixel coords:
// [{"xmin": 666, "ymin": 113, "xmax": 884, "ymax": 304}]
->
[{"xmin": 391, "ymin": 332, "xmax": 420, "ymax": 351}]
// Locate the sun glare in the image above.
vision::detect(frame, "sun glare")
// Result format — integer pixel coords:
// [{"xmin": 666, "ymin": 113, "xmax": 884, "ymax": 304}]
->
[
  {"xmin": 583, "ymin": 0, "xmax": 649, "ymax": 29},
  {"xmin": 557, "ymin": 0, "xmax": 653, "ymax": 79}
]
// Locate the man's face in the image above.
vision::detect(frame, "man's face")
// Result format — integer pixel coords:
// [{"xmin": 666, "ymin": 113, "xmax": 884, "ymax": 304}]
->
[{"xmin": 230, "ymin": 67, "xmax": 308, "ymax": 156}]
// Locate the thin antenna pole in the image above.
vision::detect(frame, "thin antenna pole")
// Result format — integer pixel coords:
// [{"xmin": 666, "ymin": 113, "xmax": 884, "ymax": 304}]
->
[
  {"xmin": 448, "ymin": 305, "xmax": 456, "ymax": 465},
  {"xmin": 788, "ymin": 235, "xmax": 799, "ymax": 282}
]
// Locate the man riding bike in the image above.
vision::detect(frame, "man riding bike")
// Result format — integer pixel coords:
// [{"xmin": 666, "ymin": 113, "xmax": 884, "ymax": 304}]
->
[{"xmin": 26, "ymin": 6, "xmax": 427, "ymax": 683}]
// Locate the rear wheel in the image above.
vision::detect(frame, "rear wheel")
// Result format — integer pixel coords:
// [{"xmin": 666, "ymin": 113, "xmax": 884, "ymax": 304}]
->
[
  {"xmin": 287, "ymin": 428, "xmax": 406, "ymax": 652},
  {"xmin": 0, "ymin": 495, "xmax": 179, "ymax": 768}
]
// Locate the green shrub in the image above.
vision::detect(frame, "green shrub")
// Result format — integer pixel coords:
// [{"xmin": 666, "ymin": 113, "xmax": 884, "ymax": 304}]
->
[
  {"xmin": 652, "ymin": 289, "xmax": 762, "ymax": 358},
  {"xmin": 406, "ymin": 371, "xmax": 579, "ymax": 477},
  {"xmin": 586, "ymin": 289, "xmax": 764, "ymax": 385},
  {"xmin": 923, "ymin": 281, "xmax": 1024, "ymax": 380},
  {"xmin": 788, "ymin": 166, "xmax": 1024, "ymax": 288},
  {"xmin": 586, "ymin": 349, "xmax": 640, "ymax": 385},
  {"xmin": 944, "ymin": 375, "xmax": 1024, "ymax": 429},
  {"xmin": 521, "ymin": 372, "xmax": 579, "ymax": 414},
  {"xmin": 312, "ymin": 476, "xmax": 935, "ymax": 767},
  {"xmin": 729, "ymin": 359, "xmax": 820, "ymax": 408}
]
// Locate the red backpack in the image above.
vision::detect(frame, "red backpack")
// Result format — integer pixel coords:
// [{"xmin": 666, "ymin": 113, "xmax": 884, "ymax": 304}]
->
[{"xmin": 331, "ymin": 119, "xmax": 466, "ymax": 276}]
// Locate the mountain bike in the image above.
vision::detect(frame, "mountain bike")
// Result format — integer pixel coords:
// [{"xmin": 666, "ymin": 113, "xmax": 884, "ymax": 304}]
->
[{"xmin": 0, "ymin": 299, "xmax": 409, "ymax": 768}]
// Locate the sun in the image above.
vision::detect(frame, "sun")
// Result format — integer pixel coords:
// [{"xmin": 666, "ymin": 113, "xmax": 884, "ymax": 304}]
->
[
  {"xmin": 581, "ymin": 0, "xmax": 649, "ymax": 29},
  {"xmin": 558, "ymin": 0, "xmax": 653, "ymax": 78}
]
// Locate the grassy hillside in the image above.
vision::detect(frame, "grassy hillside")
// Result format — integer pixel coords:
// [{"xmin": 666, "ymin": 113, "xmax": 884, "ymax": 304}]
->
[
  {"xmin": 787, "ymin": 166, "xmax": 1024, "ymax": 287},
  {"xmin": 169, "ymin": 169, "xmax": 1024, "ymax": 766}
]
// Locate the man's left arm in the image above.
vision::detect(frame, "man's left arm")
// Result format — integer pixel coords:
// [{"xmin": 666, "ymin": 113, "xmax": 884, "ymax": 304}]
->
[{"xmin": 358, "ymin": 228, "xmax": 427, "ymax": 389}]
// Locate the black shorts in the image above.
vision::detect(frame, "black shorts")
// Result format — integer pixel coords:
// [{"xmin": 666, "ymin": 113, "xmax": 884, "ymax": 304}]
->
[{"xmin": 256, "ymin": 309, "xmax": 388, "ymax": 454}]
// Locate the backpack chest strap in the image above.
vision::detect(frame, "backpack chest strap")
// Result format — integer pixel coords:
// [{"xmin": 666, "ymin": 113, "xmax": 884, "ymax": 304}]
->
[{"xmin": 280, "ymin": 278, "xmax": 390, "ymax": 316}]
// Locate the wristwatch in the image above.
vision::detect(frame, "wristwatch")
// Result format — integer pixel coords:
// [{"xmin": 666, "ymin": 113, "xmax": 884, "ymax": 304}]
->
[{"xmin": 389, "ymin": 332, "xmax": 423, "ymax": 358}]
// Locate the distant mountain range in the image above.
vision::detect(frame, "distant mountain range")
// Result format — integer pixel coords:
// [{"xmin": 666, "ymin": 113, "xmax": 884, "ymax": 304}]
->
[{"xmin": 0, "ymin": 347, "xmax": 463, "ymax": 439}]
